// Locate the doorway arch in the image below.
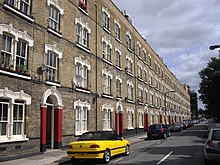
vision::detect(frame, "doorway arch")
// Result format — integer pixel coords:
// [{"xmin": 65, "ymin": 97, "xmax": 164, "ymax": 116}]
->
[{"xmin": 40, "ymin": 86, "xmax": 63, "ymax": 152}]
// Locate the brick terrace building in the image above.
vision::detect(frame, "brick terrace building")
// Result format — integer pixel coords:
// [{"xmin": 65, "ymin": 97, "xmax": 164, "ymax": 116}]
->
[{"xmin": 0, "ymin": 0, "xmax": 190, "ymax": 160}]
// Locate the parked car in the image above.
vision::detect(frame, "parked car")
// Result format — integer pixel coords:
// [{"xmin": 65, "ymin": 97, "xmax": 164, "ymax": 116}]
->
[
  {"xmin": 170, "ymin": 122, "xmax": 183, "ymax": 132},
  {"xmin": 204, "ymin": 124, "xmax": 220, "ymax": 164},
  {"xmin": 67, "ymin": 131, "xmax": 130, "ymax": 164},
  {"xmin": 183, "ymin": 119, "xmax": 193, "ymax": 128},
  {"xmin": 147, "ymin": 124, "xmax": 170, "ymax": 139}
]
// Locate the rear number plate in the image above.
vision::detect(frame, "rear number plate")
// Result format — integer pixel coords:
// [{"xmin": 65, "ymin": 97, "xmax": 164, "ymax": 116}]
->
[{"xmin": 77, "ymin": 153, "xmax": 86, "ymax": 156}]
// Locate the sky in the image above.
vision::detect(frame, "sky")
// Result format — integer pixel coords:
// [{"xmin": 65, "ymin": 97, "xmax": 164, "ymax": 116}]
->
[{"xmin": 111, "ymin": 0, "xmax": 220, "ymax": 109}]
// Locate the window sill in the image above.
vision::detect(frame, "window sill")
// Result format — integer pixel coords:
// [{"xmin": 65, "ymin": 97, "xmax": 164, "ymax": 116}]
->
[
  {"xmin": 76, "ymin": 43, "xmax": 91, "ymax": 53},
  {"xmin": 75, "ymin": 130, "xmax": 88, "ymax": 136},
  {"xmin": 115, "ymin": 37, "xmax": 121, "ymax": 43},
  {"xmin": 102, "ymin": 94, "xmax": 113, "ymax": 99},
  {"xmin": 103, "ymin": 27, "xmax": 111, "ymax": 34},
  {"xmin": 138, "ymin": 126, "xmax": 144, "ymax": 129},
  {"xmin": 138, "ymin": 77, "xmax": 143, "ymax": 81},
  {"xmin": 47, "ymin": 28, "xmax": 63, "ymax": 38},
  {"xmin": 103, "ymin": 129, "xmax": 113, "ymax": 131},
  {"xmin": 0, "ymin": 137, "xmax": 29, "ymax": 144},
  {"xmin": 127, "ymin": 99, "xmax": 134, "ymax": 104},
  {"xmin": 127, "ymin": 48, "xmax": 132, "ymax": 52},
  {"xmin": 138, "ymin": 102, "xmax": 144, "ymax": 105},
  {"xmin": 127, "ymin": 127, "xmax": 134, "ymax": 130},
  {"xmin": 102, "ymin": 58, "xmax": 112, "ymax": 65},
  {"xmin": 126, "ymin": 71, "xmax": 134, "ymax": 77},
  {"xmin": 78, "ymin": 6, "xmax": 88, "ymax": 16},
  {"xmin": 149, "ymin": 104, "xmax": 154, "ymax": 108},
  {"xmin": 3, "ymin": 4, "xmax": 34, "ymax": 23},
  {"xmin": 76, "ymin": 86, "xmax": 91, "ymax": 93},
  {"xmin": 137, "ymin": 55, "xmax": 142, "ymax": 60},
  {"xmin": 45, "ymin": 81, "xmax": 61, "ymax": 87},
  {"xmin": 116, "ymin": 97, "xmax": 122, "ymax": 101},
  {"xmin": 116, "ymin": 66, "xmax": 122, "ymax": 71},
  {"xmin": 0, "ymin": 69, "xmax": 31, "ymax": 80}
]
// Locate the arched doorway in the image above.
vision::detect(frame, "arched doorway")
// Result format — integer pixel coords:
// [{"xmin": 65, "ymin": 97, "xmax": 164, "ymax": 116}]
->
[
  {"xmin": 46, "ymin": 96, "xmax": 55, "ymax": 149},
  {"xmin": 40, "ymin": 86, "xmax": 63, "ymax": 152},
  {"xmin": 116, "ymin": 101, "xmax": 123, "ymax": 136}
]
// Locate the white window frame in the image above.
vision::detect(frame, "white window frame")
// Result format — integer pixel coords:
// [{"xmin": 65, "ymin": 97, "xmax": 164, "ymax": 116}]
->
[
  {"xmin": 49, "ymin": 6, "xmax": 60, "ymax": 32},
  {"xmin": 102, "ymin": 104, "xmax": 113, "ymax": 131},
  {"xmin": 126, "ymin": 32, "xmax": 132, "ymax": 50},
  {"xmin": 0, "ymin": 24, "xmax": 34, "ymax": 75},
  {"xmin": 137, "ymin": 63, "xmax": 142, "ymax": 78},
  {"xmin": 5, "ymin": 0, "xmax": 31, "ymax": 15},
  {"xmin": 116, "ymin": 75, "xmax": 122, "ymax": 97},
  {"xmin": 75, "ymin": 18, "xmax": 91, "ymax": 49},
  {"xmin": 102, "ymin": 8, "xmax": 110, "ymax": 30},
  {"xmin": 45, "ymin": 44, "xmax": 62, "ymax": 84},
  {"xmin": 115, "ymin": 49, "xmax": 121, "ymax": 67},
  {"xmin": 102, "ymin": 69, "xmax": 112, "ymax": 95},
  {"xmin": 102, "ymin": 37, "xmax": 112, "ymax": 62},
  {"xmin": 127, "ymin": 80, "xmax": 133, "ymax": 100},
  {"xmin": 127, "ymin": 109, "xmax": 134, "ymax": 129},
  {"xmin": 126, "ymin": 55, "xmax": 133, "ymax": 74},
  {"xmin": 0, "ymin": 88, "xmax": 31, "ymax": 143},
  {"xmin": 138, "ymin": 85, "xmax": 143, "ymax": 99},
  {"xmin": 75, "ymin": 57, "xmax": 91, "ymax": 88},
  {"xmin": 74, "ymin": 99, "xmax": 91, "ymax": 135},
  {"xmin": 114, "ymin": 20, "xmax": 121, "ymax": 40},
  {"xmin": 137, "ymin": 42, "xmax": 141, "ymax": 57},
  {"xmin": 46, "ymin": 51, "xmax": 58, "ymax": 82},
  {"xmin": 138, "ymin": 110, "xmax": 144, "ymax": 128}
]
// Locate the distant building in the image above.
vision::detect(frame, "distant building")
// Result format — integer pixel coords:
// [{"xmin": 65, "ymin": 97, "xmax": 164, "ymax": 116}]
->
[
  {"xmin": 0, "ymin": 0, "xmax": 190, "ymax": 160},
  {"xmin": 190, "ymin": 91, "xmax": 198, "ymax": 119}
]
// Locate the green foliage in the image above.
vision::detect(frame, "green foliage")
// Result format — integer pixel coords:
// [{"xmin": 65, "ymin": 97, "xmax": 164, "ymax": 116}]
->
[{"xmin": 198, "ymin": 57, "xmax": 220, "ymax": 119}]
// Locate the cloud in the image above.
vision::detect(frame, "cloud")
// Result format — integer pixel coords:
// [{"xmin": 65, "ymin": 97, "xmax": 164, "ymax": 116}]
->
[{"xmin": 112, "ymin": 0, "xmax": 220, "ymax": 109}]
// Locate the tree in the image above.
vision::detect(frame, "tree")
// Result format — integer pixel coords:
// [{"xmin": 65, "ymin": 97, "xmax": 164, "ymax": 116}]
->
[{"xmin": 198, "ymin": 57, "xmax": 220, "ymax": 121}]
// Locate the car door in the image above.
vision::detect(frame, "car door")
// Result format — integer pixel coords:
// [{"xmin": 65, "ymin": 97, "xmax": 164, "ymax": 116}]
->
[
  {"xmin": 111, "ymin": 133, "xmax": 125, "ymax": 155},
  {"xmin": 212, "ymin": 130, "xmax": 220, "ymax": 152}
]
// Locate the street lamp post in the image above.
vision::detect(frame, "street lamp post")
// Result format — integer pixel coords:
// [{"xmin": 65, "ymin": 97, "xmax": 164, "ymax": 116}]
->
[
  {"xmin": 164, "ymin": 90, "xmax": 175, "ymax": 125},
  {"xmin": 209, "ymin": 45, "xmax": 220, "ymax": 59}
]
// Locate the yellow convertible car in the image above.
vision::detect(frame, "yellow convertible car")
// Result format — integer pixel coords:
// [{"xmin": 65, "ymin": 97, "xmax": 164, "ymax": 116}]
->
[{"xmin": 67, "ymin": 131, "xmax": 130, "ymax": 163}]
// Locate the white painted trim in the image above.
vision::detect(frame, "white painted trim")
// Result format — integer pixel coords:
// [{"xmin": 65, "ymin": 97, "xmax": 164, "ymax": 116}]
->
[
  {"xmin": 102, "ymin": 104, "xmax": 113, "ymax": 112},
  {"xmin": 41, "ymin": 86, "xmax": 63, "ymax": 107},
  {"xmin": 47, "ymin": 0, "xmax": 64, "ymax": 14},
  {"xmin": 102, "ymin": 68, "xmax": 112, "ymax": 79},
  {"xmin": 0, "ymin": 88, "xmax": 31, "ymax": 105},
  {"xmin": 45, "ymin": 44, "xmax": 63, "ymax": 58},
  {"xmin": 74, "ymin": 99, "xmax": 91, "ymax": 110},
  {"xmin": 75, "ymin": 56, "xmax": 91, "ymax": 70},
  {"xmin": 0, "ymin": 24, "xmax": 34, "ymax": 46},
  {"xmin": 75, "ymin": 17, "xmax": 91, "ymax": 33}
]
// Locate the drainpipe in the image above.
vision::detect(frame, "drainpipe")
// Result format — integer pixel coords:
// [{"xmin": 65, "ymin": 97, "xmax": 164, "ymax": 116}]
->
[{"xmin": 95, "ymin": 1, "xmax": 98, "ymax": 131}]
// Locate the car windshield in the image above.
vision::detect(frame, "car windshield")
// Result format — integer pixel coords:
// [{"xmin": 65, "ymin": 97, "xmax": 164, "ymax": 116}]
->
[
  {"xmin": 149, "ymin": 125, "xmax": 160, "ymax": 129},
  {"xmin": 173, "ymin": 123, "xmax": 181, "ymax": 126},
  {"xmin": 77, "ymin": 132, "xmax": 115, "ymax": 141},
  {"xmin": 212, "ymin": 130, "xmax": 220, "ymax": 141}
]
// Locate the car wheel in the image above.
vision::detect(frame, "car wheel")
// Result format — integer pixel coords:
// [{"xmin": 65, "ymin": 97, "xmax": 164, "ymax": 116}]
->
[
  {"xmin": 124, "ymin": 145, "xmax": 130, "ymax": 156},
  {"xmin": 163, "ymin": 133, "xmax": 167, "ymax": 139},
  {"xmin": 103, "ymin": 149, "xmax": 111, "ymax": 164}
]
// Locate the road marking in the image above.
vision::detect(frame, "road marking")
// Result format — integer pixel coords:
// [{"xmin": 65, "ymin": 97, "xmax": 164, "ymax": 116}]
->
[
  {"xmin": 157, "ymin": 141, "xmax": 161, "ymax": 144},
  {"xmin": 112, "ymin": 157, "xmax": 123, "ymax": 162},
  {"xmin": 156, "ymin": 151, "xmax": 173, "ymax": 165}
]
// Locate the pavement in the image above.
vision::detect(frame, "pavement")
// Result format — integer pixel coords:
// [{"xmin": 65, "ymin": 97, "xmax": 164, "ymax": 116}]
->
[{"xmin": 0, "ymin": 133, "xmax": 147, "ymax": 165}]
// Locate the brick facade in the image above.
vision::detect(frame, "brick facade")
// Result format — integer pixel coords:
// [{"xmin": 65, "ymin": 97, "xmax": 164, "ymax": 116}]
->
[{"xmin": 0, "ymin": 0, "xmax": 190, "ymax": 160}]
